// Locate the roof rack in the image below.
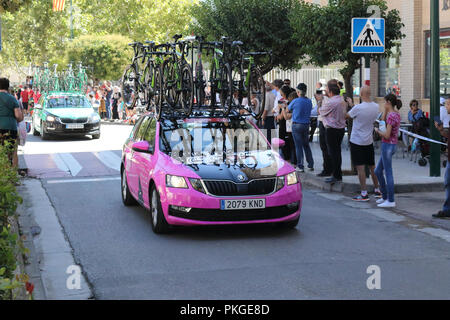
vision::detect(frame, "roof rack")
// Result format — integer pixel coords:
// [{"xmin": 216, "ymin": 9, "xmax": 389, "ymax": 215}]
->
[{"xmin": 157, "ymin": 106, "xmax": 255, "ymax": 121}]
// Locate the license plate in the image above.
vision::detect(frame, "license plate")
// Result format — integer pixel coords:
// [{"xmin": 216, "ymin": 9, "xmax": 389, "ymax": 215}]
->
[
  {"xmin": 220, "ymin": 199, "xmax": 266, "ymax": 210},
  {"xmin": 66, "ymin": 123, "xmax": 84, "ymax": 129}
]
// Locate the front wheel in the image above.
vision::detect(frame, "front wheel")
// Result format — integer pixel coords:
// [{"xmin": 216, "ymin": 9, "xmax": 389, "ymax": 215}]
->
[
  {"xmin": 180, "ymin": 64, "xmax": 194, "ymax": 117},
  {"xmin": 151, "ymin": 66, "xmax": 163, "ymax": 120},
  {"xmin": 121, "ymin": 65, "xmax": 138, "ymax": 109},
  {"xmin": 150, "ymin": 185, "xmax": 170, "ymax": 234}
]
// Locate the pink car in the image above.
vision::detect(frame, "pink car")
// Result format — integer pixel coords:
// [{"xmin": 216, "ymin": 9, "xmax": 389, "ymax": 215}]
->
[{"xmin": 121, "ymin": 113, "xmax": 302, "ymax": 233}]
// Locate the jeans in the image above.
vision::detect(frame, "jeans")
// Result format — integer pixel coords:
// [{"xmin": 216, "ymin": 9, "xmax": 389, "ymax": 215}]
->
[
  {"xmin": 326, "ymin": 127, "xmax": 345, "ymax": 180},
  {"xmin": 443, "ymin": 162, "xmax": 450, "ymax": 213},
  {"xmin": 319, "ymin": 121, "xmax": 332, "ymax": 174},
  {"xmin": 105, "ymin": 100, "xmax": 111, "ymax": 119},
  {"xmin": 375, "ymin": 142, "xmax": 397, "ymax": 203},
  {"xmin": 292, "ymin": 123, "xmax": 314, "ymax": 170}
]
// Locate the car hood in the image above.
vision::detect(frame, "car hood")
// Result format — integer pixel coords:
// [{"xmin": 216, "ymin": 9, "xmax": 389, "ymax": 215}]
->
[
  {"xmin": 162, "ymin": 150, "xmax": 295, "ymax": 182},
  {"xmin": 46, "ymin": 108, "xmax": 94, "ymax": 118}
]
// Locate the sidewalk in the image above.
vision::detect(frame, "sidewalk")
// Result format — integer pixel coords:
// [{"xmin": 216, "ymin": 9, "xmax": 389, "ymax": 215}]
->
[{"xmin": 300, "ymin": 137, "xmax": 445, "ymax": 194}]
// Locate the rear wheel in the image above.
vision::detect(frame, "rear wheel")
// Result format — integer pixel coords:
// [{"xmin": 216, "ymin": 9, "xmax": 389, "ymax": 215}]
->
[
  {"xmin": 220, "ymin": 63, "xmax": 233, "ymax": 115},
  {"xmin": 150, "ymin": 185, "xmax": 170, "ymax": 234},
  {"xmin": 143, "ymin": 63, "xmax": 153, "ymax": 107},
  {"xmin": 121, "ymin": 167, "xmax": 137, "ymax": 206},
  {"xmin": 162, "ymin": 60, "xmax": 178, "ymax": 108},
  {"xmin": 180, "ymin": 64, "xmax": 194, "ymax": 117},
  {"xmin": 248, "ymin": 67, "xmax": 265, "ymax": 120},
  {"xmin": 121, "ymin": 65, "xmax": 138, "ymax": 109},
  {"xmin": 209, "ymin": 63, "xmax": 218, "ymax": 112}
]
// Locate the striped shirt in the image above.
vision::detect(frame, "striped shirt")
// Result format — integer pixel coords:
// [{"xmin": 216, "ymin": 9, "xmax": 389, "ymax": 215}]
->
[{"xmin": 320, "ymin": 95, "xmax": 346, "ymax": 129}]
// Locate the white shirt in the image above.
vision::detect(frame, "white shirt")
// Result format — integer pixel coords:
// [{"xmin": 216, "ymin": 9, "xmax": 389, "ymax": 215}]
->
[
  {"xmin": 440, "ymin": 106, "xmax": 450, "ymax": 128},
  {"xmin": 273, "ymin": 91, "xmax": 282, "ymax": 116},
  {"xmin": 348, "ymin": 101, "xmax": 380, "ymax": 146}
]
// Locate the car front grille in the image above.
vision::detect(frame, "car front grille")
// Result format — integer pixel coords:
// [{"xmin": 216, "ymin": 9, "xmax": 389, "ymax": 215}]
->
[
  {"xmin": 169, "ymin": 202, "xmax": 299, "ymax": 222},
  {"xmin": 203, "ymin": 178, "xmax": 276, "ymax": 196},
  {"xmin": 60, "ymin": 118, "xmax": 88, "ymax": 124}
]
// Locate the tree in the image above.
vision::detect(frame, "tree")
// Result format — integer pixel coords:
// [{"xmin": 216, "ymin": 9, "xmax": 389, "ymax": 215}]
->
[
  {"xmin": 65, "ymin": 34, "xmax": 132, "ymax": 80},
  {"xmin": 0, "ymin": 0, "xmax": 31, "ymax": 13},
  {"xmin": 190, "ymin": 0, "xmax": 302, "ymax": 75},
  {"xmin": 289, "ymin": 0, "xmax": 405, "ymax": 98},
  {"xmin": 0, "ymin": 0, "xmax": 69, "ymax": 74},
  {"xmin": 74, "ymin": 0, "xmax": 195, "ymax": 43}
]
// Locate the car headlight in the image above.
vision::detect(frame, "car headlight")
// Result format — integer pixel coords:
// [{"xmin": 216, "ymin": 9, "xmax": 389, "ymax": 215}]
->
[
  {"xmin": 189, "ymin": 178, "xmax": 206, "ymax": 194},
  {"xmin": 286, "ymin": 172, "xmax": 298, "ymax": 185},
  {"xmin": 275, "ymin": 176, "xmax": 285, "ymax": 192},
  {"xmin": 89, "ymin": 113, "xmax": 101, "ymax": 123},
  {"xmin": 166, "ymin": 175, "xmax": 188, "ymax": 189},
  {"xmin": 46, "ymin": 115, "xmax": 56, "ymax": 122}
]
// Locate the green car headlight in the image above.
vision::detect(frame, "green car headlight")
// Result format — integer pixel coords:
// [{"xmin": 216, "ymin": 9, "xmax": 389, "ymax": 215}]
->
[
  {"xmin": 46, "ymin": 115, "xmax": 56, "ymax": 122},
  {"xmin": 275, "ymin": 176, "xmax": 285, "ymax": 192},
  {"xmin": 189, "ymin": 178, "xmax": 206, "ymax": 194},
  {"xmin": 89, "ymin": 114, "xmax": 101, "ymax": 123},
  {"xmin": 287, "ymin": 172, "xmax": 299, "ymax": 185},
  {"xmin": 166, "ymin": 175, "xmax": 188, "ymax": 189}
]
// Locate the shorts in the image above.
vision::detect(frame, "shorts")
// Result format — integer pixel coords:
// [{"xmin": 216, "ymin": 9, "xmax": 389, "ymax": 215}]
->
[
  {"xmin": 22, "ymin": 101, "xmax": 28, "ymax": 110},
  {"xmin": 350, "ymin": 142, "xmax": 375, "ymax": 166}
]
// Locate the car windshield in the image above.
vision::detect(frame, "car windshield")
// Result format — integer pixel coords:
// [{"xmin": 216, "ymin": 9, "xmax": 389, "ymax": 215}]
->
[
  {"xmin": 159, "ymin": 118, "xmax": 271, "ymax": 165},
  {"xmin": 47, "ymin": 96, "xmax": 91, "ymax": 108}
]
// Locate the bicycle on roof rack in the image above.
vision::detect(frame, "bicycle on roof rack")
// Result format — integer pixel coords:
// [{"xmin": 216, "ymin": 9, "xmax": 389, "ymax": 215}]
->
[{"xmin": 121, "ymin": 42, "xmax": 148, "ymax": 110}]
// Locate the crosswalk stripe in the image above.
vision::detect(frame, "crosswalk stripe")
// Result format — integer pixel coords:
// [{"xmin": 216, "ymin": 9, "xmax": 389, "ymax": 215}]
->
[
  {"xmin": 93, "ymin": 151, "xmax": 121, "ymax": 171},
  {"xmin": 51, "ymin": 153, "xmax": 83, "ymax": 176}
]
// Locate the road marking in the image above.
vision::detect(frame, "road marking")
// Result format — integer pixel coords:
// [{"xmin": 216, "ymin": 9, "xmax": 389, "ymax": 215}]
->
[
  {"xmin": 94, "ymin": 151, "xmax": 121, "ymax": 171},
  {"xmin": 47, "ymin": 177, "xmax": 121, "ymax": 184},
  {"xmin": 52, "ymin": 153, "xmax": 83, "ymax": 176},
  {"xmin": 416, "ymin": 227, "xmax": 450, "ymax": 243}
]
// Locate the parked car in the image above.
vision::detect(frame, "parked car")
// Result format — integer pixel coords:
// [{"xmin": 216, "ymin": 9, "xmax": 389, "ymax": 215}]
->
[
  {"xmin": 121, "ymin": 113, "xmax": 302, "ymax": 234},
  {"xmin": 32, "ymin": 91, "xmax": 101, "ymax": 140}
]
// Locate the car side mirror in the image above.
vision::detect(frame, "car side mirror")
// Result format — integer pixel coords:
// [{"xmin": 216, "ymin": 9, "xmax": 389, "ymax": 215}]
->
[
  {"xmin": 271, "ymin": 138, "xmax": 285, "ymax": 148},
  {"xmin": 132, "ymin": 141, "xmax": 153, "ymax": 154}
]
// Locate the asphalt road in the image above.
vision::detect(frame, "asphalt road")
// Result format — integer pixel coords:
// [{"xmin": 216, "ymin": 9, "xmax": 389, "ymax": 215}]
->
[{"xmin": 23, "ymin": 124, "xmax": 450, "ymax": 299}]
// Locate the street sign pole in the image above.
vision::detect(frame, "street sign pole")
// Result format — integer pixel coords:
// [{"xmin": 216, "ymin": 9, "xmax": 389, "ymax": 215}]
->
[{"xmin": 430, "ymin": 0, "xmax": 441, "ymax": 177}]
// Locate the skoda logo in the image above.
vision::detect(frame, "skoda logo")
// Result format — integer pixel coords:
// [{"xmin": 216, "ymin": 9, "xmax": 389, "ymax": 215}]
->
[{"xmin": 237, "ymin": 175, "xmax": 246, "ymax": 182}]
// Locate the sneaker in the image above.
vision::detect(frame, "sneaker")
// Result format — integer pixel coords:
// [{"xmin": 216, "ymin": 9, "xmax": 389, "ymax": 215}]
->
[
  {"xmin": 376, "ymin": 198, "xmax": 386, "ymax": 204},
  {"xmin": 432, "ymin": 211, "xmax": 450, "ymax": 218},
  {"xmin": 352, "ymin": 194, "xmax": 370, "ymax": 202},
  {"xmin": 377, "ymin": 201, "xmax": 396, "ymax": 208},
  {"xmin": 374, "ymin": 190, "xmax": 383, "ymax": 199}
]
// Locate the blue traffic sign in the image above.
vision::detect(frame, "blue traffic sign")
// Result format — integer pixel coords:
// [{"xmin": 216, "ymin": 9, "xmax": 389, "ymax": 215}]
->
[{"xmin": 351, "ymin": 18, "xmax": 385, "ymax": 54}]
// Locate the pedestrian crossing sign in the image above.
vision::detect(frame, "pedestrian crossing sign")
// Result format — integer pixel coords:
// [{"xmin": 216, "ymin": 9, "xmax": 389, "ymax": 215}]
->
[{"xmin": 351, "ymin": 18, "xmax": 385, "ymax": 54}]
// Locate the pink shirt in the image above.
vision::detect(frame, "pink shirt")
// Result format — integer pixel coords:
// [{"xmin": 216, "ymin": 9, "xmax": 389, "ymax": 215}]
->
[
  {"xmin": 320, "ymin": 95, "xmax": 347, "ymax": 129},
  {"xmin": 382, "ymin": 112, "xmax": 401, "ymax": 144}
]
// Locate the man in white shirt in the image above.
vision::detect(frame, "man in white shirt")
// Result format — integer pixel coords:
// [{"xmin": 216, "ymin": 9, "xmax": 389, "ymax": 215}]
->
[{"xmin": 346, "ymin": 86, "xmax": 381, "ymax": 202}]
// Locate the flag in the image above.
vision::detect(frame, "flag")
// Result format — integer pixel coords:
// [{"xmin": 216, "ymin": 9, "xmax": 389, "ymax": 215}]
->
[{"xmin": 53, "ymin": 0, "xmax": 65, "ymax": 12}]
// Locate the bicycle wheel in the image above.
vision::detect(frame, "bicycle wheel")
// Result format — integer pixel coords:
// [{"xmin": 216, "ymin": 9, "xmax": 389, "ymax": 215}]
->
[
  {"xmin": 209, "ymin": 63, "xmax": 218, "ymax": 112},
  {"xmin": 162, "ymin": 60, "xmax": 178, "ymax": 108},
  {"xmin": 195, "ymin": 61, "xmax": 206, "ymax": 107},
  {"xmin": 121, "ymin": 65, "xmax": 138, "ymax": 109},
  {"xmin": 180, "ymin": 64, "xmax": 194, "ymax": 117},
  {"xmin": 151, "ymin": 66, "xmax": 163, "ymax": 120},
  {"xmin": 143, "ymin": 63, "xmax": 153, "ymax": 107},
  {"xmin": 247, "ymin": 67, "xmax": 265, "ymax": 120},
  {"xmin": 220, "ymin": 63, "xmax": 233, "ymax": 116}
]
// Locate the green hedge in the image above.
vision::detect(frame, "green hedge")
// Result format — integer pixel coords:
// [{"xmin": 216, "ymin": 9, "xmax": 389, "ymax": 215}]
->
[{"xmin": 0, "ymin": 142, "xmax": 25, "ymax": 299}]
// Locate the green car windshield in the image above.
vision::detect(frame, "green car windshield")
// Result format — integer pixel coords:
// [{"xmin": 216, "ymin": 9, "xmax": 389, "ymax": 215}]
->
[{"xmin": 47, "ymin": 96, "xmax": 91, "ymax": 108}]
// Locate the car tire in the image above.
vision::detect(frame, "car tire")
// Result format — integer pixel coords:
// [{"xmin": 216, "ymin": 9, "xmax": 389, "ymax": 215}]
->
[
  {"xmin": 278, "ymin": 216, "xmax": 300, "ymax": 229},
  {"xmin": 92, "ymin": 133, "xmax": 101, "ymax": 139},
  {"xmin": 150, "ymin": 185, "xmax": 170, "ymax": 234},
  {"xmin": 121, "ymin": 167, "xmax": 137, "ymax": 206},
  {"xmin": 32, "ymin": 121, "xmax": 40, "ymax": 136},
  {"xmin": 40, "ymin": 121, "xmax": 49, "ymax": 140}
]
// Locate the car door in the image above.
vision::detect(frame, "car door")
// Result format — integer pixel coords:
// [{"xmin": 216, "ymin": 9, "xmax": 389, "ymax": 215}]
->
[
  {"xmin": 128, "ymin": 116, "xmax": 152, "ymax": 197},
  {"xmin": 132, "ymin": 118, "xmax": 158, "ymax": 207}
]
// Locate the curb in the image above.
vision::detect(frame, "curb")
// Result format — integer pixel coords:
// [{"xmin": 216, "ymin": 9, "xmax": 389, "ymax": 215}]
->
[
  {"xmin": 100, "ymin": 120, "xmax": 133, "ymax": 126},
  {"xmin": 300, "ymin": 171, "xmax": 445, "ymax": 194}
]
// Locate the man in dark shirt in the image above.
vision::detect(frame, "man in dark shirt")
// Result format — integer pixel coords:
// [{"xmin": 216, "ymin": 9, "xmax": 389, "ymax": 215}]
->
[{"xmin": 434, "ymin": 97, "xmax": 450, "ymax": 218}]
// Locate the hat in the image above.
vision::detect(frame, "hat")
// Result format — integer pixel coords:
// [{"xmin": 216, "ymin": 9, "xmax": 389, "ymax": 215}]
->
[
  {"xmin": 296, "ymin": 83, "xmax": 307, "ymax": 92},
  {"xmin": 441, "ymin": 97, "xmax": 446, "ymax": 106}
]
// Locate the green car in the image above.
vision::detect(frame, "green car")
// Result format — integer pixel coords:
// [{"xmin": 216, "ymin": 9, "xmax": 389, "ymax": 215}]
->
[{"xmin": 32, "ymin": 91, "xmax": 101, "ymax": 140}]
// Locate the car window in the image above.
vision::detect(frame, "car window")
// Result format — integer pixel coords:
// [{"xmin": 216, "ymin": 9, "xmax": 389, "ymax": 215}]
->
[
  {"xmin": 135, "ymin": 117, "xmax": 151, "ymax": 141},
  {"xmin": 143, "ymin": 119, "xmax": 157, "ymax": 150},
  {"xmin": 130, "ymin": 116, "xmax": 145, "ymax": 140},
  {"xmin": 47, "ymin": 96, "xmax": 91, "ymax": 108}
]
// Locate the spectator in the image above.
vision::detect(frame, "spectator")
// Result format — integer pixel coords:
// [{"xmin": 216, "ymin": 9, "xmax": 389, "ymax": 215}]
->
[
  {"xmin": 21, "ymin": 86, "xmax": 29, "ymax": 115},
  {"xmin": 262, "ymin": 82, "xmax": 276, "ymax": 143},
  {"xmin": 346, "ymin": 86, "xmax": 382, "ymax": 201},
  {"xmin": 287, "ymin": 83, "xmax": 314, "ymax": 173},
  {"xmin": 275, "ymin": 85, "xmax": 291, "ymax": 159},
  {"xmin": 314, "ymin": 82, "xmax": 332, "ymax": 177},
  {"xmin": 440, "ymin": 97, "xmax": 450, "ymax": 128},
  {"xmin": 319, "ymin": 80, "xmax": 346, "ymax": 184},
  {"xmin": 272, "ymin": 79, "xmax": 284, "ymax": 112},
  {"xmin": 104, "ymin": 81, "xmax": 113, "ymax": 119},
  {"xmin": 0, "ymin": 78, "xmax": 24, "ymax": 166},
  {"xmin": 433, "ymin": 97, "xmax": 450, "ymax": 218},
  {"xmin": 111, "ymin": 86, "xmax": 122, "ymax": 120},
  {"xmin": 283, "ymin": 79, "xmax": 291, "ymax": 88},
  {"xmin": 99, "ymin": 91, "xmax": 107, "ymax": 119},
  {"xmin": 408, "ymin": 99, "xmax": 424, "ymax": 124},
  {"xmin": 374, "ymin": 94, "xmax": 402, "ymax": 208},
  {"xmin": 338, "ymin": 81, "xmax": 346, "ymax": 96},
  {"xmin": 281, "ymin": 90, "xmax": 298, "ymax": 164}
]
